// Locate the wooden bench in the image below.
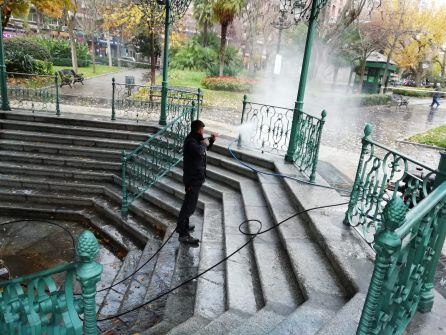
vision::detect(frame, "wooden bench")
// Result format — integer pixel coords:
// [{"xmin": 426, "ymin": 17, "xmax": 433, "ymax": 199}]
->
[
  {"xmin": 70, "ymin": 69, "xmax": 84, "ymax": 86},
  {"xmin": 58, "ymin": 69, "xmax": 73, "ymax": 88},
  {"xmin": 391, "ymin": 94, "xmax": 409, "ymax": 107}
]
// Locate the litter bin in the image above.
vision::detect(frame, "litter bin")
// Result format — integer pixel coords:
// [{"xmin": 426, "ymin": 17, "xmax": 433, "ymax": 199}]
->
[{"xmin": 125, "ymin": 76, "xmax": 135, "ymax": 96}]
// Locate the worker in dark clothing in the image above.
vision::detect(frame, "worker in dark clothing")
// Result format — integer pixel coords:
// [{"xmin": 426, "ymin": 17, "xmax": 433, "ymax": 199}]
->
[
  {"xmin": 176, "ymin": 120, "xmax": 217, "ymax": 244},
  {"xmin": 431, "ymin": 90, "xmax": 440, "ymax": 109}
]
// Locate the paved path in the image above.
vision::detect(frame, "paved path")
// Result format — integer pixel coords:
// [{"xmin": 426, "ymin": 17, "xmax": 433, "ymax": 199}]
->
[{"xmin": 60, "ymin": 68, "xmax": 148, "ymax": 99}]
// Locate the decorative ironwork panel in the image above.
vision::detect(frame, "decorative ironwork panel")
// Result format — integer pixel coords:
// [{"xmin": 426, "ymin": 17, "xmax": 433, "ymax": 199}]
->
[
  {"xmin": 357, "ymin": 190, "xmax": 446, "ymax": 335},
  {"xmin": 0, "ymin": 230, "xmax": 103, "ymax": 335},
  {"xmin": 113, "ymin": 83, "xmax": 201, "ymax": 123},
  {"xmin": 121, "ymin": 103, "xmax": 195, "ymax": 215},
  {"xmin": 345, "ymin": 125, "xmax": 438, "ymax": 244},
  {"xmin": 5, "ymin": 72, "xmax": 57, "ymax": 114},
  {"xmin": 239, "ymin": 99, "xmax": 325, "ymax": 181}
]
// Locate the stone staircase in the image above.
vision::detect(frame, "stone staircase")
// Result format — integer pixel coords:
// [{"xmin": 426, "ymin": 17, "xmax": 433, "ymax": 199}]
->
[{"xmin": 0, "ymin": 110, "xmax": 377, "ymax": 335}]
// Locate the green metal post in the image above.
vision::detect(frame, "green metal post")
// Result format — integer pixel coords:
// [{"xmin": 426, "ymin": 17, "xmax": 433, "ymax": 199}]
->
[
  {"xmin": 356, "ymin": 197, "xmax": 406, "ymax": 335},
  {"xmin": 418, "ymin": 151, "xmax": 446, "ymax": 313},
  {"xmin": 309, "ymin": 110, "xmax": 327, "ymax": 182},
  {"xmin": 75, "ymin": 231, "xmax": 103, "ymax": 335},
  {"xmin": 121, "ymin": 150, "xmax": 128, "ymax": 217},
  {"xmin": 55, "ymin": 73, "xmax": 60, "ymax": 116},
  {"xmin": 196, "ymin": 88, "xmax": 202, "ymax": 120},
  {"xmin": 159, "ymin": 1, "xmax": 171, "ymax": 126},
  {"xmin": 344, "ymin": 124, "xmax": 373, "ymax": 226},
  {"xmin": 238, "ymin": 95, "xmax": 248, "ymax": 147},
  {"xmin": 191, "ymin": 100, "xmax": 197, "ymax": 121},
  {"xmin": 285, "ymin": 0, "xmax": 319, "ymax": 162},
  {"xmin": 0, "ymin": 11, "xmax": 10, "ymax": 111},
  {"xmin": 111, "ymin": 77, "xmax": 116, "ymax": 120}
]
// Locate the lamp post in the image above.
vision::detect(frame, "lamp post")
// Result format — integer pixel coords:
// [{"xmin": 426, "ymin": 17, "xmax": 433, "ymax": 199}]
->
[
  {"xmin": 0, "ymin": 8, "xmax": 10, "ymax": 111},
  {"xmin": 271, "ymin": 7, "xmax": 294, "ymax": 55},
  {"xmin": 280, "ymin": 0, "xmax": 328, "ymax": 162},
  {"xmin": 155, "ymin": 0, "xmax": 192, "ymax": 125}
]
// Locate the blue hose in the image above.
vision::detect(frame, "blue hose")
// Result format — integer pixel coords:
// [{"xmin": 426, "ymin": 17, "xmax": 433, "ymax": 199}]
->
[{"xmin": 227, "ymin": 139, "xmax": 352, "ymax": 194}]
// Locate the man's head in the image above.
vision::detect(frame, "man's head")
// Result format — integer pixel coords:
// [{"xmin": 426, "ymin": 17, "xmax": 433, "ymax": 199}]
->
[{"xmin": 191, "ymin": 120, "xmax": 205, "ymax": 136}]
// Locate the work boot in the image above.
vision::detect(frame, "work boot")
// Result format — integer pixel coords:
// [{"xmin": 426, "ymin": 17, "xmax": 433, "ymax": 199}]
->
[{"xmin": 179, "ymin": 235, "xmax": 199, "ymax": 245}]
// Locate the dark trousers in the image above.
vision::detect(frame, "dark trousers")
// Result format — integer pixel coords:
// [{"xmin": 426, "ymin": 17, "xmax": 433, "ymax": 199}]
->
[
  {"xmin": 176, "ymin": 184, "xmax": 201, "ymax": 237},
  {"xmin": 431, "ymin": 97, "xmax": 440, "ymax": 108}
]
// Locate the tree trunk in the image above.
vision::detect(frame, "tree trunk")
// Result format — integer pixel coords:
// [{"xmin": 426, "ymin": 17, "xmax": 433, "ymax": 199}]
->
[
  {"xmin": 415, "ymin": 63, "xmax": 423, "ymax": 86},
  {"xmin": 67, "ymin": 15, "xmax": 78, "ymax": 72},
  {"xmin": 203, "ymin": 22, "xmax": 209, "ymax": 47},
  {"xmin": 150, "ymin": 31, "xmax": 156, "ymax": 86},
  {"xmin": 347, "ymin": 67, "xmax": 354, "ymax": 92},
  {"xmin": 219, "ymin": 22, "xmax": 228, "ymax": 77},
  {"xmin": 442, "ymin": 50, "xmax": 446, "ymax": 78},
  {"xmin": 1, "ymin": 3, "xmax": 12, "ymax": 29},
  {"xmin": 358, "ymin": 61, "xmax": 366, "ymax": 93},
  {"xmin": 380, "ymin": 38, "xmax": 398, "ymax": 94},
  {"xmin": 332, "ymin": 65, "xmax": 339, "ymax": 87},
  {"xmin": 91, "ymin": 38, "xmax": 96, "ymax": 74}
]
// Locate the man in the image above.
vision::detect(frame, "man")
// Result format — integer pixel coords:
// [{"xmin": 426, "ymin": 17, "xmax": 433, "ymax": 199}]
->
[
  {"xmin": 176, "ymin": 120, "xmax": 217, "ymax": 244},
  {"xmin": 431, "ymin": 89, "xmax": 440, "ymax": 109}
]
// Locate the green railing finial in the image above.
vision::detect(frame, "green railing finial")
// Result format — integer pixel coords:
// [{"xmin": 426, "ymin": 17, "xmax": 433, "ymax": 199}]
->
[
  {"xmin": 75, "ymin": 231, "xmax": 103, "ymax": 335},
  {"xmin": 363, "ymin": 124, "xmax": 373, "ymax": 140}
]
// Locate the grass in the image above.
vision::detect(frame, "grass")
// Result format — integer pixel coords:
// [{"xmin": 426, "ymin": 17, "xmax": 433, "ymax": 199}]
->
[
  {"xmin": 409, "ymin": 125, "xmax": 446, "ymax": 148},
  {"xmin": 155, "ymin": 69, "xmax": 245, "ymax": 110},
  {"xmin": 53, "ymin": 64, "xmax": 121, "ymax": 79}
]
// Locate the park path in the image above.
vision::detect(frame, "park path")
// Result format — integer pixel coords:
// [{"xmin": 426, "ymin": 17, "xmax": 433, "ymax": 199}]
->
[{"xmin": 59, "ymin": 68, "xmax": 148, "ymax": 99}]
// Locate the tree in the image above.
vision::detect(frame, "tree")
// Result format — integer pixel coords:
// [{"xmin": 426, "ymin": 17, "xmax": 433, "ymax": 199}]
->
[
  {"xmin": 103, "ymin": 1, "xmax": 163, "ymax": 85},
  {"xmin": 212, "ymin": 0, "xmax": 244, "ymax": 76},
  {"xmin": 63, "ymin": 0, "xmax": 79, "ymax": 73},
  {"xmin": 343, "ymin": 21, "xmax": 386, "ymax": 92},
  {"xmin": 1, "ymin": 0, "xmax": 71, "ymax": 28},
  {"xmin": 193, "ymin": 0, "xmax": 215, "ymax": 46},
  {"xmin": 76, "ymin": 0, "xmax": 104, "ymax": 74}
]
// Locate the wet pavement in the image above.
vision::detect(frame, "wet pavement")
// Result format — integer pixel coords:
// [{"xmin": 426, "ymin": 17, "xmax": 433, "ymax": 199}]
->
[{"xmin": 0, "ymin": 216, "xmax": 122, "ymax": 285}]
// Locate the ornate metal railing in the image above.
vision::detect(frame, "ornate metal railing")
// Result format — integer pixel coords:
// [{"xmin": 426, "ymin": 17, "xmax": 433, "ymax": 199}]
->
[
  {"xmin": 344, "ymin": 124, "xmax": 439, "ymax": 244},
  {"xmin": 356, "ymin": 184, "xmax": 446, "ymax": 335},
  {"xmin": 121, "ymin": 102, "xmax": 196, "ymax": 216},
  {"xmin": 0, "ymin": 230, "xmax": 102, "ymax": 335},
  {"xmin": 238, "ymin": 95, "xmax": 326, "ymax": 182},
  {"xmin": 111, "ymin": 79, "xmax": 202, "ymax": 123},
  {"xmin": 4, "ymin": 72, "xmax": 60, "ymax": 114}
]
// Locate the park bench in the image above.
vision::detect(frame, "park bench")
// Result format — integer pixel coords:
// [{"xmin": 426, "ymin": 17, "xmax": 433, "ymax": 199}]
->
[
  {"xmin": 58, "ymin": 69, "xmax": 73, "ymax": 88},
  {"xmin": 391, "ymin": 94, "xmax": 409, "ymax": 107},
  {"xmin": 70, "ymin": 69, "xmax": 85, "ymax": 86}
]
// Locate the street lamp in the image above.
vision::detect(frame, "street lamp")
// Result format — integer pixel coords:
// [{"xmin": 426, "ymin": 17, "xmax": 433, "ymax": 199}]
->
[
  {"xmin": 271, "ymin": 7, "xmax": 294, "ymax": 55},
  {"xmin": 0, "ymin": 6, "xmax": 10, "ymax": 111},
  {"xmin": 280, "ymin": 0, "xmax": 329, "ymax": 162},
  {"xmin": 154, "ymin": 0, "xmax": 192, "ymax": 125}
]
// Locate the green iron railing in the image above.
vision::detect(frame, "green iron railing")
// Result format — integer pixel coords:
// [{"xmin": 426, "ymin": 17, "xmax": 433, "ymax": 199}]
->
[
  {"xmin": 344, "ymin": 124, "xmax": 439, "ymax": 244},
  {"xmin": 3, "ymin": 72, "xmax": 60, "ymax": 115},
  {"xmin": 111, "ymin": 79, "xmax": 202, "ymax": 123},
  {"xmin": 238, "ymin": 95, "xmax": 326, "ymax": 182},
  {"xmin": 356, "ymin": 185, "xmax": 446, "ymax": 334},
  {"xmin": 0, "ymin": 230, "xmax": 102, "ymax": 335},
  {"xmin": 121, "ymin": 102, "xmax": 196, "ymax": 216}
]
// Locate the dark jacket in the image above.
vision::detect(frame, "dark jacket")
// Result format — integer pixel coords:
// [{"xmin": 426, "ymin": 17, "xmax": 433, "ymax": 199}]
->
[{"xmin": 182, "ymin": 132, "xmax": 214, "ymax": 186}]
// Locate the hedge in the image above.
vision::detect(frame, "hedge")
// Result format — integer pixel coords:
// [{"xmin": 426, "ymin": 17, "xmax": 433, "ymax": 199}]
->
[
  {"xmin": 202, "ymin": 76, "xmax": 253, "ymax": 92},
  {"xmin": 4, "ymin": 37, "xmax": 53, "ymax": 74},
  {"xmin": 391, "ymin": 88, "xmax": 445, "ymax": 98},
  {"xmin": 53, "ymin": 57, "xmax": 91, "ymax": 67}
]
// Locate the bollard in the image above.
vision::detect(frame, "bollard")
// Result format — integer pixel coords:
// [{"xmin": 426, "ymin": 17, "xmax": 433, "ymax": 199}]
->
[
  {"xmin": 111, "ymin": 77, "xmax": 116, "ymax": 121},
  {"xmin": 55, "ymin": 73, "xmax": 60, "ymax": 116},
  {"xmin": 238, "ymin": 95, "xmax": 248, "ymax": 147}
]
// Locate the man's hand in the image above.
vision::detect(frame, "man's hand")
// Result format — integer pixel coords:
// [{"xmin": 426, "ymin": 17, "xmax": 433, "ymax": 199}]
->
[
  {"xmin": 201, "ymin": 139, "xmax": 210, "ymax": 146},
  {"xmin": 210, "ymin": 133, "xmax": 218, "ymax": 142}
]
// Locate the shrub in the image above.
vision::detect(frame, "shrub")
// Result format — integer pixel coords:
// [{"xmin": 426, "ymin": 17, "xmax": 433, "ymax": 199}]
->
[
  {"xmin": 392, "ymin": 88, "xmax": 434, "ymax": 97},
  {"xmin": 202, "ymin": 76, "xmax": 253, "ymax": 92},
  {"xmin": 171, "ymin": 33, "xmax": 243, "ymax": 76},
  {"xmin": 4, "ymin": 37, "xmax": 53, "ymax": 74},
  {"xmin": 40, "ymin": 38, "xmax": 91, "ymax": 66},
  {"xmin": 359, "ymin": 94, "xmax": 391, "ymax": 106}
]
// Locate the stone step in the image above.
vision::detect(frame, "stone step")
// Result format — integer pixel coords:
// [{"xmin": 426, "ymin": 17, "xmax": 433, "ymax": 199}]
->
[
  {"xmin": 0, "ymin": 200, "xmax": 136, "ymax": 254},
  {"xmin": 258, "ymin": 174, "xmax": 346, "ymax": 307},
  {"xmin": 1, "ymin": 110, "xmax": 158, "ymax": 133},
  {"xmin": 221, "ymin": 191, "xmax": 260, "ymax": 315},
  {"xmin": 192, "ymin": 310, "xmax": 251, "ymax": 335},
  {"xmin": 132, "ymin": 227, "xmax": 179, "ymax": 333},
  {"xmin": 0, "ymin": 118, "xmax": 151, "ymax": 141},
  {"xmin": 167, "ymin": 316, "xmax": 210, "ymax": 335},
  {"xmin": 0, "ymin": 150, "xmax": 121, "ymax": 172},
  {"xmin": 227, "ymin": 308, "xmax": 286, "ymax": 335},
  {"xmin": 0, "ymin": 129, "xmax": 142, "ymax": 151},
  {"xmin": 141, "ymin": 216, "xmax": 204, "ymax": 335},
  {"xmin": 239, "ymin": 179, "xmax": 303, "ymax": 314},
  {"xmin": 0, "ymin": 139, "xmax": 122, "ymax": 160},
  {"xmin": 0, "ymin": 161, "xmax": 115, "ymax": 182},
  {"xmin": 0, "ymin": 186, "xmax": 149, "ymax": 249}
]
